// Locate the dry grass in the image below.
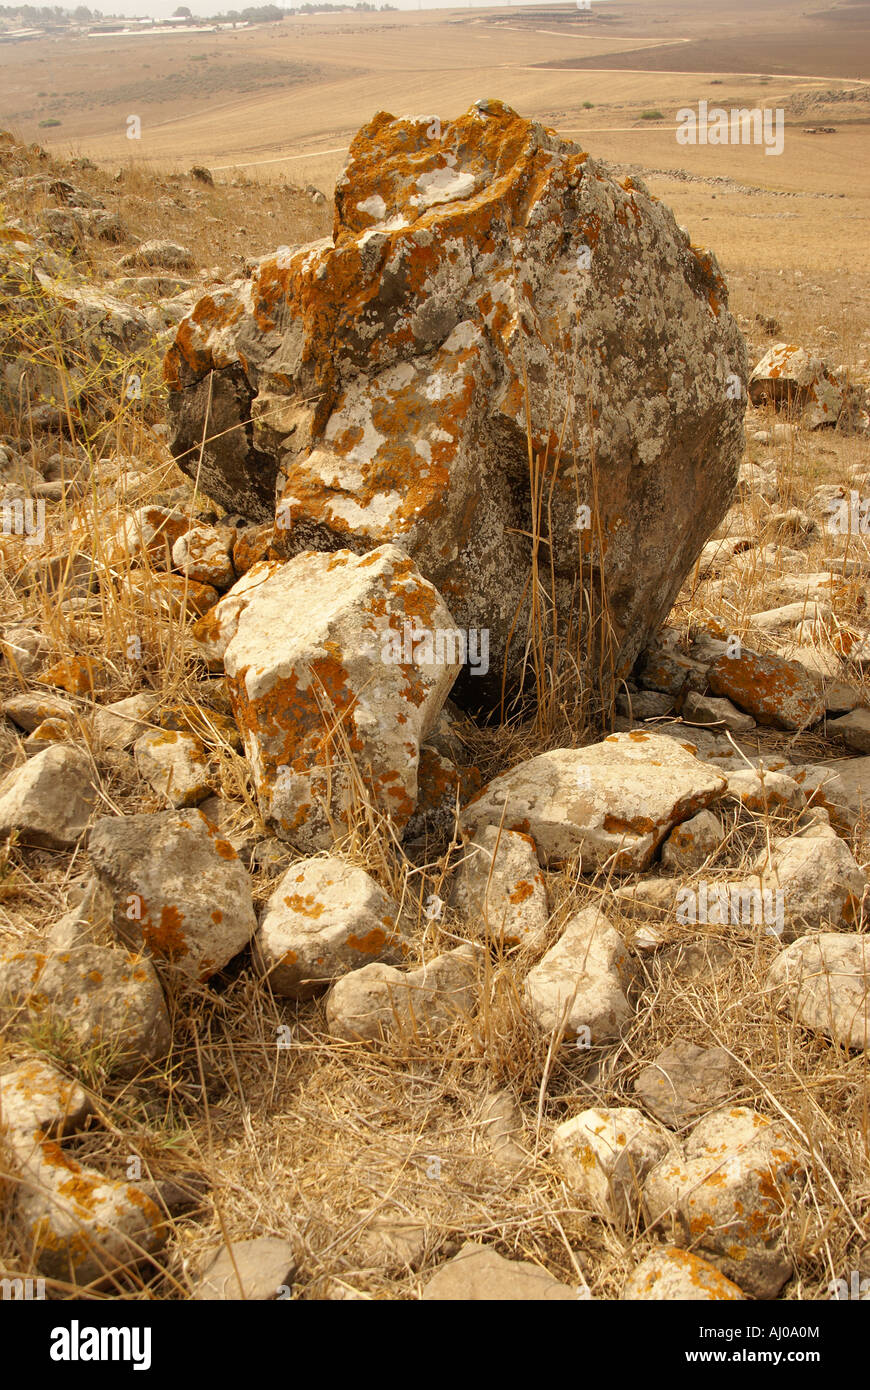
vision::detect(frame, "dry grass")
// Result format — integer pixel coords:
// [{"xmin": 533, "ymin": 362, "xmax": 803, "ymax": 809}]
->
[{"xmin": 0, "ymin": 85, "xmax": 869, "ymax": 1302}]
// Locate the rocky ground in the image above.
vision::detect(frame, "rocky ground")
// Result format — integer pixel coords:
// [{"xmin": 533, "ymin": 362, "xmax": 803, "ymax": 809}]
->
[{"xmin": 0, "ymin": 111, "xmax": 868, "ymax": 1302}]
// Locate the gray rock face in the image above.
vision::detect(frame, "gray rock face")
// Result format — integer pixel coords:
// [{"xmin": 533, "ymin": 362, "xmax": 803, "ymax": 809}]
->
[
  {"xmin": 682, "ymin": 690, "xmax": 755, "ymax": 732},
  {"xmin": 767, "ymin": 933, "xmax": 870, "ymax": 1051},
  {"xmin": 634, "ymin": 1039, "xmax": 736, "ymax": 1128},
  {"xmin": 827, "ymin": 708, "xmax": 870, "ymax": 753},
  {"xmin": 165, "ymin": 100, "xmax": 746, "ymax": 708},
  {"xmin": 821, "ymin": 757, "xmax": 870, "ymax": 818},
  {"xmin": 0, "ymin": 745, "xmax": 97, "ymax": 849}
]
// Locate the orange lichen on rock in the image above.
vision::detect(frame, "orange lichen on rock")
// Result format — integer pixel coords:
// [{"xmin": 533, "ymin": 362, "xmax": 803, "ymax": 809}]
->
[
  {"xmin": 165, "ymin": 100, "xmax": 746, "ymax": 710},
  {"xmin": 221, "ymin": 544, "xmax": 460, "ymax": 852},
  {"xmin": 708, "ymin": 647, "xmax": 825, "ymax": 730},
  {"xmin": 38, "ymin": 655, "xmax": 106, "ymax": 696}
]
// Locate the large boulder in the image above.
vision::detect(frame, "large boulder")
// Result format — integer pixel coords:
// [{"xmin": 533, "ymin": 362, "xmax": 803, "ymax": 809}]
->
[
  {"xmin": 707, "ymin": 646, "xmax": 825, "ymax": 731},
  {"xmin": 164, "ymin": 100, "xmax": 746, "ymax": 709}
]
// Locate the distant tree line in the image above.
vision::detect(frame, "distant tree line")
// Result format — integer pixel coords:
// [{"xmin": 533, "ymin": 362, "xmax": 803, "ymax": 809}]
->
[
  {"xmin": 208, "ymin": 3, "xmax": 397, "ymax": 18},
  {"xmin": 0, "ymin": 1, "xmax": 396, "ymax": 21},
  {"xmin": 0, "ymin": 5, "xmax": 105, "ymax": 19}
]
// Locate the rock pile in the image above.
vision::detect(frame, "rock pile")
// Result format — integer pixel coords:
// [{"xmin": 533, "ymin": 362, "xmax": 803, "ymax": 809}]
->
[{"xmin": 1, "ymin": 105, "xmax": 868, "ymax": 1302}]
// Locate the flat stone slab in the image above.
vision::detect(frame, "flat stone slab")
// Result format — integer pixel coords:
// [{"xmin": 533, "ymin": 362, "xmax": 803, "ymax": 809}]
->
[
  {"xmin": 462, "ymin": 732, "xmax": 726, "ymax": 872},
  {"xmin": 421, "ymin": 1241, "xmax": 576, "ymax": 1300}
]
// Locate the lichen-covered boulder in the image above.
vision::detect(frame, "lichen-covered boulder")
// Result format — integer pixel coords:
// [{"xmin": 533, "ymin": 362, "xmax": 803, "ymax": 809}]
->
[
  {"xmin": 0, "ymin": 1058, "xmax": 92, "ymax": 1145},
  {"xmin": 707, "ymin": 646, "xmax": 825, "ymax": 731},
  {"xmin": 0, "ymin": 1058, "xmax": 166, "ymax": 1287},
  {"xmin": 461, "ymin": 731, "xmax": 727, "ymax": 872},
  {"xmin": 255, "ymin": 854, "xmax": 407, "ymax": 999},
  {"xmin": 748, "ymin": 343, "xmax": 843, "ymax": 429},
  {"xmin": 220, "ymin": 544, "xmax": 461, "ymax": 851},
  {"xmin": 87, "ymin": 809, "xmax": 258, "ymax": 981},
  {"xmin": 0, "ymin": 945, "xmax": 171, "ymax": 1074},
  {"xmin": 165, "ymin": 100, "xmax": 746, "ymax": 709},
  {"xmin": 643, "ymin": 1106, "xmax": 805, "ymax": 1298},
  {"xmin": 13, "ymin": 1139, "xmax": 167, "ymax": 1287},
  {"xmin": 622, "ymin": 1248, "xmax": 746, "ymax": 1301},
  {"xmin": 449, "ymin": 825, "xmax": 549, "ymax": 945},
  {"xmin": 552, "ymin": 1106, "xmax": 673, "ymax": 1224}
]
